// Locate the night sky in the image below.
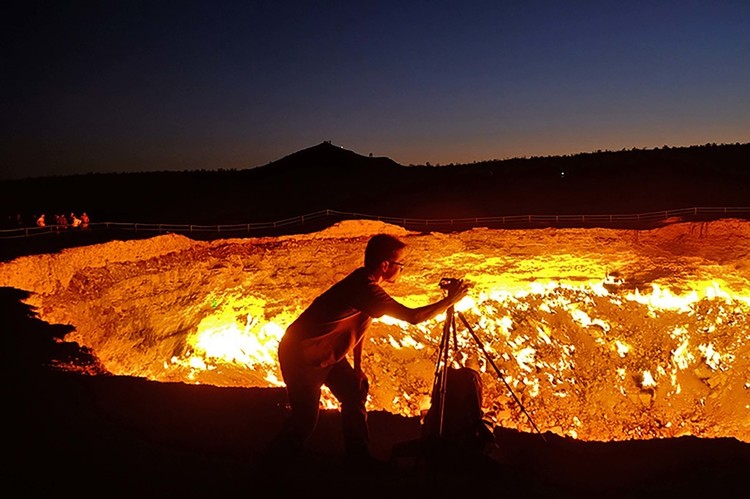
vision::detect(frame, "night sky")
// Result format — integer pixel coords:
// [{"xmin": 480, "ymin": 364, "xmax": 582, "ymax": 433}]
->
[{"xmin": 3, "ymin": 0, "xmax": 749, "ymax": 180}]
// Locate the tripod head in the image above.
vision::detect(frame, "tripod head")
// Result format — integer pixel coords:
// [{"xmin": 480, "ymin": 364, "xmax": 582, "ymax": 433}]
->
[
  {"xmin": 438, "ymin": 277, "xmax": 472, "ymax": 302},
  {"xmin": 439, "ymin": 277, "xmax": 463, "ymax": 290}
]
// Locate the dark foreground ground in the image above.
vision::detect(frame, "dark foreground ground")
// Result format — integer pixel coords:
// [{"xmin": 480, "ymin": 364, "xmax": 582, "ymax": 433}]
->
[{"xmin": 2, "ymin": 287, "xmax": 749, "ymax": 498}]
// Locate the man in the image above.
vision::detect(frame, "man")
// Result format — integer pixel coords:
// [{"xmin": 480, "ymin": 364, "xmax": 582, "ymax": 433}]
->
[{"xmin": 269, "ymin": 233, "xmax": 468, "ymax": 468}]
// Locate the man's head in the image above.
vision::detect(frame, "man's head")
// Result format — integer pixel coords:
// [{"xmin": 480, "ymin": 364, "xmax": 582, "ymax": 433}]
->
[{"xmin": 364, "ymin": 234, "xmax": 406, "ymax": 282}]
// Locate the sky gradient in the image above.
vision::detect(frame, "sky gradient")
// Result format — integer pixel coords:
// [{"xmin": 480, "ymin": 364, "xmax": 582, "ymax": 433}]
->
[{"xmin": 3, "ymin": 0, "xmax": 749, "ymax": 180}]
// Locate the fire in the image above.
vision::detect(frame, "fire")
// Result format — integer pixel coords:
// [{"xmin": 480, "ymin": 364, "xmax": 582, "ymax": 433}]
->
[
  {"xmin": 1, "ymin": 218, "xmax": 749, "ymax": 443},
  {"xmin": 163, "ymin": 292, "xmax": 293, "ymax": 386}
]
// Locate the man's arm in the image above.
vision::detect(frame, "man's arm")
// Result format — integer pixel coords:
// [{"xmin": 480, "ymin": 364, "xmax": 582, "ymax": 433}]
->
[
  {"xmin": 353, "ymin": 339, "xmax": 363, "ymax": 371},
  {"xmin": 383, "ymin": 280, "xmax": 468, "ymax": 325}
]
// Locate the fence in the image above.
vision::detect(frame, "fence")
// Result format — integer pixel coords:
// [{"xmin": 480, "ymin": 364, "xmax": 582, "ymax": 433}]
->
[{"xmin": 2, "ymin": 206, "xmax": 750, "ymax": 240}]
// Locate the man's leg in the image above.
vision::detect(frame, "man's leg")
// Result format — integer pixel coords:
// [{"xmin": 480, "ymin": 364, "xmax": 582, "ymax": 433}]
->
[
  {"xmin": 265, "ymin": 342, "xmax": 325, "ymax": 462},
  {"xmin": 326, "ymin": 360, "xmax": 369, "ymax": 459},
  {"xmin": 281, "ymin": 376, "xmax": 323, "ymax": 446}
]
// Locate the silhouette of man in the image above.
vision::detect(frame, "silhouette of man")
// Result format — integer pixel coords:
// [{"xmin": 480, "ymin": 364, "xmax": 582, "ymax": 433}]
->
[{"xmin": 268, "ymin": 233, "xmax": 468, "ymax": 468}]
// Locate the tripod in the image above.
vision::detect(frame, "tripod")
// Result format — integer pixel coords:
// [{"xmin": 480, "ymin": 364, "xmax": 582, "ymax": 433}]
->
[{"xmin": 432, "ymin": 304, "xmax": 547, "ymax": 442}]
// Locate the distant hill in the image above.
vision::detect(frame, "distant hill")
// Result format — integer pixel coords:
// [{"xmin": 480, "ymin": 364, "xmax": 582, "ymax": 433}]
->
[{"xmin": 1, "ymin": 142, "xmax": 749, "ymax": 226}]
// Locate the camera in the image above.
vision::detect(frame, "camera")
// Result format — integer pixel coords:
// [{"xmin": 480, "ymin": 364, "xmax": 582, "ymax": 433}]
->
[{"xmin": 439, "ymin": 277, "xmax": 463, "ymax": 290}]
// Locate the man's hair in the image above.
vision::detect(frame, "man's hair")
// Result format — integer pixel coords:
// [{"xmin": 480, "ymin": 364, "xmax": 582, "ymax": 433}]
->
[{"xmin": 364, "ymin": 234, "xmax": 406, "ymax": 270}]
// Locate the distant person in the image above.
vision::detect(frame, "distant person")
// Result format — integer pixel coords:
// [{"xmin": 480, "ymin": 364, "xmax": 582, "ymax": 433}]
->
[
  {"xmin": 264, "ymin": 233, "xmax": 468, "ymax": 469},
  {"xmin": 36, "ymin": 214, "xmax": 46, "ymax": 227},
  {"xmin": 81, "ymin": 212, "xmax": 90, "ymax": 229},
  {"xmin": 70, "ymin": 212, "xmax": 82, "ymax": 228},
  {"xmin": 57, "ymin": 214, "xmax": 68, "ymax": 229}
]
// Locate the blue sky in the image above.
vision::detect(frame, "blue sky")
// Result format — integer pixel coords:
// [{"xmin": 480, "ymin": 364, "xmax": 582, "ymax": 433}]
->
[{"xmin": 2, "ymin": 0, "xmax": 748, "ymax": 179}]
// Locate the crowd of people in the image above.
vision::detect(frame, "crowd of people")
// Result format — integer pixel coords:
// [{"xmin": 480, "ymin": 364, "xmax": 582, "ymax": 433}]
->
[
  {"xmin": 1, "ymin": 211, "xmax": 93, "ymax": 230},
  {"xmin": 34, "ymin": 212, "xmax": 90, "ymax": 229}
]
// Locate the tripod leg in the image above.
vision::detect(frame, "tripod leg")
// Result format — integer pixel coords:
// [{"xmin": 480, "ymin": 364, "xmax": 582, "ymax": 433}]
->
[
  {"xmin": 436, "ymin": 305, "xmax": 456, "ymax": 437},
  {"xmin": 431, "ymin": 308, "xmax": 451, "ymax": 395},
  {"xmin": 456, "ymin": 311, "xmax": 547, "ymax": 443}
]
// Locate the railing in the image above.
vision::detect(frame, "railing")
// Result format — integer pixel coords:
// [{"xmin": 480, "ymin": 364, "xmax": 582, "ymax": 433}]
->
[{"xmin": 2, "ymin": 206, "xmax": 750, "ymax": 240}]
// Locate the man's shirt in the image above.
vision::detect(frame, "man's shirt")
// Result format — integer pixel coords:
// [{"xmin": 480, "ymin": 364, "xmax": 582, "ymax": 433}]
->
[{"xmin": 284, "ymin": 267, "xmax": 399, "ymax": 367}]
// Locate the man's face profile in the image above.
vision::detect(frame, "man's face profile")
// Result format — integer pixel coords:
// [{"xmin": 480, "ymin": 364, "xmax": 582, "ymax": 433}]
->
[{"xmin": 383, "ymin": 248, "xmax": 405, "ymax": 283}]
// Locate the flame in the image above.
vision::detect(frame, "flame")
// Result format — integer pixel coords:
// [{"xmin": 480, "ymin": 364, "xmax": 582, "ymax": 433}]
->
[
  {"xmin": 2, "ymin": 220, "xmax": 749, "ymax": 442},
  {"xmin": 166, "ymin": 293, "xmax": 289, "ymax": 385},
  {"xmin": 160, "ymin": 278, "xmax": 749, "ymax": 425}
]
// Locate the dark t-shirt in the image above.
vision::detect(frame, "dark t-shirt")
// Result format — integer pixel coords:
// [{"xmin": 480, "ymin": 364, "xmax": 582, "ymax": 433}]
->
[{"xmin": 284, "ymin": 267, "xmax": 399, "ymax": 368}]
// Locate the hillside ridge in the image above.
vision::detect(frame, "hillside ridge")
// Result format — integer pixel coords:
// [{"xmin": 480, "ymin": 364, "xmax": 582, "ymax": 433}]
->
[{"xmin": 1, "ymin": 142, "xmax": 748, "ymax": 226}]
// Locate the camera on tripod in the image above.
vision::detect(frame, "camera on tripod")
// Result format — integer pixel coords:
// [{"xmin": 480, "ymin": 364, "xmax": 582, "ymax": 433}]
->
[{"xmin": 439, "ymin": 277, "xmax": 463, "ymax": 290}]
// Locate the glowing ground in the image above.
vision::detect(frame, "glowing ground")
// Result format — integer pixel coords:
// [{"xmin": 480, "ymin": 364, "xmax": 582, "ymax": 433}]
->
[{"xmin": 1, "ymin": 219, "xmax": 748, "ymax": 443}]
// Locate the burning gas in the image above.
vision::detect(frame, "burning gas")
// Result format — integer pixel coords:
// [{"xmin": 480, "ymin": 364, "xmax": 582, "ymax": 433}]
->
[{"xmin": 1, "ymin": 219, "xmax": 749, "ymax": 443}]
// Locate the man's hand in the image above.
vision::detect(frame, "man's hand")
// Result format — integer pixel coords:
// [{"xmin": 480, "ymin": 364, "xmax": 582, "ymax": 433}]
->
[{"xmin": 446, "ymin": 278, "xmax": 470, "ymax": 303}]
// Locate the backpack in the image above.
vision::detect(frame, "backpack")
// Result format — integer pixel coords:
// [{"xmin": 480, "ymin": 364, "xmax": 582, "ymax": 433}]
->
[{"xmin": 421, "ymin": 366, "xmax": 496, "ymax": 455}]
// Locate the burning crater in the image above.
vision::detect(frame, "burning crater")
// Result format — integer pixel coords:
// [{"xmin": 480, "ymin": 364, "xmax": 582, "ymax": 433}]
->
[{"xmin": 2, "ymin": 219, "xmax": 749, "ymax": 443}]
